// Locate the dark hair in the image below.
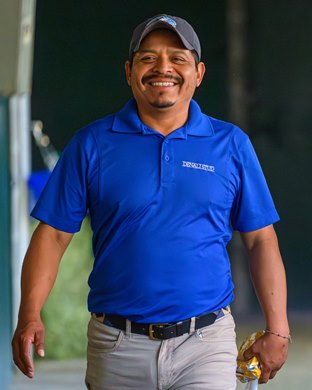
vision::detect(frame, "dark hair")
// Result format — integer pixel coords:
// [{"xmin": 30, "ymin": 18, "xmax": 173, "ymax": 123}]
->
[{"xmin": 191, "ymin": 50, "xmax": 200, "ymax": 68}]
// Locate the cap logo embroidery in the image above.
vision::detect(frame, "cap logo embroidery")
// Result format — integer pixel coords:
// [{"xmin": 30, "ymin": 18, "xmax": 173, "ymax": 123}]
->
[
  {"xmin": 147, "ymin": 15, "xmax": 177, "ymax": 28},
  {"xmin": 182, "ymin": 160, "xmax": 215, "ymax": 173}
]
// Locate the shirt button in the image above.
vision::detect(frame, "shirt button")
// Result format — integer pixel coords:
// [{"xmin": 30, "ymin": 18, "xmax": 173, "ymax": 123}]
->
[{"xmin": 164, "ymin": 154, "xmax": 170, "ymax": 161}]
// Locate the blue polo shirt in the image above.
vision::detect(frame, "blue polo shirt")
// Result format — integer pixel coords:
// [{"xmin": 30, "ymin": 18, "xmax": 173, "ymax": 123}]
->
[{"xmin": 31, "ymin": 99, "xmax": 279, "ymax": 323}]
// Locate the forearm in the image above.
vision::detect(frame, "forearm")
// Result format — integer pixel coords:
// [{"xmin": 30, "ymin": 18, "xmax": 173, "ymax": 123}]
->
[
  {"xmin": 241, "ymin": 225, "xmax": 289, "ymax": 334},
  {"xmin": 18, "ymin": 222, "xmax": 73, "ymax": 320},
  {"xmin": 249, "ymin": 242, "xmax": 289, "ymax": 333},
  {"xmin": 241, "ymin": 225, "xmax": 290, "ymax": 383}
]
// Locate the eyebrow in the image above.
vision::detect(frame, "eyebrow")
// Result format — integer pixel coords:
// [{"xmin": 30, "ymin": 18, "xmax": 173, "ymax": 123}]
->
[
  {"xmin": 137, "ymin": 49, "xmax": 190, "ymax": 56},
  {"xmin": 137, "ymin": 49, "xmax": 158, "ymax": 54}
]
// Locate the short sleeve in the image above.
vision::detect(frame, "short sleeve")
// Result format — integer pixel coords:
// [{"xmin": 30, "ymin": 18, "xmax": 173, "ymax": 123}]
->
[
  {"xmin": 230, "ymin": 136, "xmax": 279, "ymax": 232},
  {"xmin": 31, "ymin": 132, "xmax": 90, "ymax": 233}
]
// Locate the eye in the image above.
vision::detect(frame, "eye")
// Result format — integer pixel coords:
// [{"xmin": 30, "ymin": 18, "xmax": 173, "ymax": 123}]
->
[
  {"xmin": 141, "ymin": 55, "xmax": 156, "ymax": 63},
  {"xmin": 172, "ymin": 57, "xmax": 187, "ymax": 64}
]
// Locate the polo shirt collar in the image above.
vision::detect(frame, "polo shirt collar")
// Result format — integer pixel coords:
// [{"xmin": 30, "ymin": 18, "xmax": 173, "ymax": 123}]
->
[
  {"xmin": 112, "ymin": 98, "xmax": 214, "ymax": 138},
  {"xmin": 186, "ymin": 100, "xmax": 214, "ymax": 137}
]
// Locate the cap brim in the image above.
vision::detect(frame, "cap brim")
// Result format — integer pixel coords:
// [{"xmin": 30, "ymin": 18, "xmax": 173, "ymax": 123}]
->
[{"xmin": 133, "ymin": 21, "xmax": 194, "ymax": 53}]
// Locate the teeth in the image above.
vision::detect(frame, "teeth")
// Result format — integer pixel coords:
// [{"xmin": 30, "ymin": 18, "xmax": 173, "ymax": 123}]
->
[{"xmin": 151, "ymin": 82, "xmax": 175, "ymax": 86}]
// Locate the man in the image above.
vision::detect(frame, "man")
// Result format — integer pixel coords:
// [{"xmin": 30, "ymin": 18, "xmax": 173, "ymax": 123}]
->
[{"xmin": 12, "ymin": 14, "xmax": 290, "ymax": 389}]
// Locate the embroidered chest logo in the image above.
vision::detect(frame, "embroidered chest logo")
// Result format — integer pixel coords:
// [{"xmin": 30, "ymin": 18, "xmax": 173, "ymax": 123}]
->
[{"xmin": 182, "ymin": 160, "xmax": 215, "ymax": 173}]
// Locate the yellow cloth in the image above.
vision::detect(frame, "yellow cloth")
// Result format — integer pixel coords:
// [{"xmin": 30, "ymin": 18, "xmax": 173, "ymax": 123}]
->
[{"xmin": 236, "ymin": 330, "xmax": 264, "ymax": 383}]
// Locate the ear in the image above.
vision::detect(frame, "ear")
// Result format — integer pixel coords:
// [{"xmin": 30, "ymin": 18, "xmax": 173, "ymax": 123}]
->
[
  {"xmin": 195, "ymin": 62, "xmax": 206, "ymax": 87},
  {"xmin": 125, "ymin": 61, "xmax": 131, "ymax": 86}
]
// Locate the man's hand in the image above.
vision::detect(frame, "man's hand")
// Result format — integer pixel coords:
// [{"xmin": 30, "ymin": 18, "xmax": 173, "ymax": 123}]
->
[
  {"xmin": 243, "ymin": 332, "xmax": 289, "ymax": 384},
  {"xmin": 12, "ymin": 318, "xmax": 45, "ymax": 378}
]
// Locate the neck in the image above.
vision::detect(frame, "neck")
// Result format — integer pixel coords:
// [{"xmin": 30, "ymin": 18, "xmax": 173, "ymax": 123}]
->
[{"xmin": 136, "ymin": 102, "xmax": 190, "ymax": 136}]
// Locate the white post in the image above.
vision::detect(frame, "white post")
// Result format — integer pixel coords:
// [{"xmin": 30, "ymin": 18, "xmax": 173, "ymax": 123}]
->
[
  {"xmin": 10, "ymin": 94, "xmax": 32, "ymax": 328},
  {"xmin": 9, "ymin": 0, "xmax": 36, "ymax": 329}
]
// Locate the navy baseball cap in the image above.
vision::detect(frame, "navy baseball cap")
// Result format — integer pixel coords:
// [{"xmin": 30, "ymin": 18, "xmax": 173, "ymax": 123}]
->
[{"xmin": 129, "ymin": 14, "xmax": 201, "ymax": 60}]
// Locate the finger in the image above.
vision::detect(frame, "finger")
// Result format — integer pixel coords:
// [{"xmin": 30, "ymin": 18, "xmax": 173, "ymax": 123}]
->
[
  {"xmin": 12, "ymin": 337, "xmax": 28, "ymax": 376},
  {"xmin": 259, "ymin": 366, "xmax": 271, "ymax": 384},
  {"xmin": 20, "ymin": 336, "xmax": 35, "ymax": 378},
  {"xmin": 35, "ymin": 328, "xmax": 45, "ymax": 357},
  {"xmin": 269, "ymin": 369, "xmax": 278, "ymax": 380},
  {"xmin": 243, "ymin": 346, "xmax": 255, "ymax": 360}
]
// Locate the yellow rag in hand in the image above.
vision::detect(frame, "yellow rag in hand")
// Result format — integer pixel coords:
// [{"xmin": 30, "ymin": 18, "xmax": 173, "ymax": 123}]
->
[{"xmin": 236, "ymin": 330, "xmax": 265, "ymax": 383}]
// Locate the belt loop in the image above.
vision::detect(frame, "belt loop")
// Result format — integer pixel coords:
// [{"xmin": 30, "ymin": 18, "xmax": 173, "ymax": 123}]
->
[
  {"xmin": 224, "ymin": 305, "xmax": 231, "ymax": 314},
  {"xmin": 189, "ymin": 316, "xmax": 196, "ymax": 334},
  {"xmin": 126, "ymin": 319, "xmax": 132, "ymax": 338}
]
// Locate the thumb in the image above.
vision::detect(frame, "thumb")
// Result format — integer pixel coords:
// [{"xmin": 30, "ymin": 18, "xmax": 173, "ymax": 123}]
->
[
  {"xmin": 243, "ymin": 346, "xmax": 254, "ymax": 361},
  {"xmin": 34, "ymin": 329, "xmax": 45, "ymax": 358}
]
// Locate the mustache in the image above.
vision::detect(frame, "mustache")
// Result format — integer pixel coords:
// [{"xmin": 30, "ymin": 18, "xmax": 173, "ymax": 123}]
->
[{"xmin": 142, "ymin": 74, "xmax": 183, "ymax": 84}]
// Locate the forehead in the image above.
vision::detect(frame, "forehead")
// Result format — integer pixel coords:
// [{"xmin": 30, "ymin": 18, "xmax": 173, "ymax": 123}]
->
[{"xmin": 138, "ymin": 29, "xmax": 188, "ymax": 51}]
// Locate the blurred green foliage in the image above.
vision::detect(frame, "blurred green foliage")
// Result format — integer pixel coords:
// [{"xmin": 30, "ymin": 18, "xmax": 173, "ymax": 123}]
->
[{"xmin": 40, "ymin": 218, "xmax": 93, "ymax": 359}]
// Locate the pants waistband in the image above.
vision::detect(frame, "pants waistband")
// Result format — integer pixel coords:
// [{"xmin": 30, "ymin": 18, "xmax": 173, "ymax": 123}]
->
[{"xmin": 93, "ymin": 307, "xmax": 230, "ymax": 340}]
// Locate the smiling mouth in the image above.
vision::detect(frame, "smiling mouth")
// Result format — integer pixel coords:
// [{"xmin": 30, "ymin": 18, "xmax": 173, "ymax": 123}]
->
[
  {"xmin": 142, "ymin": 74, "xmax": 182, "ymax": 87},
  {"xmin": 150, "ymin": 81, "xmax": 175, "ymax": 87}
]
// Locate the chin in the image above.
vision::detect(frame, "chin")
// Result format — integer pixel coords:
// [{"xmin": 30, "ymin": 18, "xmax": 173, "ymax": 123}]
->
[{"xmin": 150, "ymin": 100, "xmax": 175, "ymax": 109}]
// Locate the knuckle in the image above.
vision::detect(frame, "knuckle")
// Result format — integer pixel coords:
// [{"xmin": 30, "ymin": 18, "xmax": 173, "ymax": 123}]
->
[
  {"xmin": 262, "ymin": 367, "xmax": 271, "ymax": 375},
  {"xmin": 20, "ymin": 335, "xmax": 30, "ymax": 344}
]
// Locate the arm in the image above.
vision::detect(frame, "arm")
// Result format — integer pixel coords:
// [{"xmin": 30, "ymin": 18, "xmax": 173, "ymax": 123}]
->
[
  {"xmin": 12, "ymin": 222, "xmax": 73, "ymax": 378},
  {"xmin": 240, "ymin": 224, "xmax": 290, "ymax": 384}
]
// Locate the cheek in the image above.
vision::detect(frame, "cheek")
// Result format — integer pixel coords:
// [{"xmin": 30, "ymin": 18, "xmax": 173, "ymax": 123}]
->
[
  {"xmin": 183, "ymin": 74, "xmax": 198, "ymax": 90},
  {"xmin": 130, "ymin": 74, "xmax": 141, "ymax": 89},
  {"xmin": 132, "ymin": 70, "xmax": 145, "ymax": 87}
]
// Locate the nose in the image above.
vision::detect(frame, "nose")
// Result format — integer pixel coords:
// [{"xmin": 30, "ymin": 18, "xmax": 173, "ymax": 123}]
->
[{"xmin": 152, "ymin": 56, "xmax": 173, "ymax": 74}]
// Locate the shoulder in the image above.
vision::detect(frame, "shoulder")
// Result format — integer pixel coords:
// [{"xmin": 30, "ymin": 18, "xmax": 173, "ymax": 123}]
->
[
  {"xmin": 58, "ymin": 114, "xmax": 116, "ymax": 163},
  {"xmin": 75, "ymin": 114, "xmax": 115, "ymax": 143},
  {"xmin": 205, "ymin": 115, "xmax": 250, "ymax": 154},
  {"xmin": 210, "ymin": 116, "xmax": 247, "ymax": 140}
]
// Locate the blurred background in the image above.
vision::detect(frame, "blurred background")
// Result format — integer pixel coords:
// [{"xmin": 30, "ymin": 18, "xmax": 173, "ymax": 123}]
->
[{"xmin": 1, "ymin": 0, "xmax": 311, "ymax": 389}]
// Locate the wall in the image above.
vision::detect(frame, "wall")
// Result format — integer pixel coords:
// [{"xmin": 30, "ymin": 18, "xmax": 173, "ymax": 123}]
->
[
  {"xmin": 31, "ymin": 0, "xmax": 227, "ymax": 166},
  {"xmin": 248, "ymin": 0, "xmax": 312, "ymax": 309}
]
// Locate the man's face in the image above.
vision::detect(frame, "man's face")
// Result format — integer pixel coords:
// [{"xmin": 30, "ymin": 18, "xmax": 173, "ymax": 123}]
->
[{"xmin": 125, "ymin": 29, "xmax": 205, "ymax": 113}]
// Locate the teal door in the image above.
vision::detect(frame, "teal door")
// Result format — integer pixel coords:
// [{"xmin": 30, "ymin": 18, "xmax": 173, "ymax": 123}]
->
[{"xmin": 0, "ymin": 96, "xmax": 13, "ymax": 389}]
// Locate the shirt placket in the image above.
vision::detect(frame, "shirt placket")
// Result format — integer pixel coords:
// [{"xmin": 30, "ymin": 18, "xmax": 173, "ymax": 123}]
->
[{"xmin": 160, "ymin": 139, "xmax": 174, "ymax": 185}]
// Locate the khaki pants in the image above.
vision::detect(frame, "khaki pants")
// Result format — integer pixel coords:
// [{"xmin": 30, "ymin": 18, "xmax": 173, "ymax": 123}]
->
[{"xmin": 85, "ymin": 313, "xmax": 237, "ymax": 390}]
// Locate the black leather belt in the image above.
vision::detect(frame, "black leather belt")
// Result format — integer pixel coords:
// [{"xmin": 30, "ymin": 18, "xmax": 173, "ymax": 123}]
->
[{"xmin": 94, "ymin": 308, "xmax": 228, "ymax": 340}]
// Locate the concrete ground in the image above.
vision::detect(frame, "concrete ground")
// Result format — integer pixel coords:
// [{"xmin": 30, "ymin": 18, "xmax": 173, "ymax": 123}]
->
[
  {"xmin": 10, "ymin": 359, "xmax": 86, "ymax": 390},
  {"xmin": 10, "ymin": 314, "xmax": 312, "ymax": 390}
]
